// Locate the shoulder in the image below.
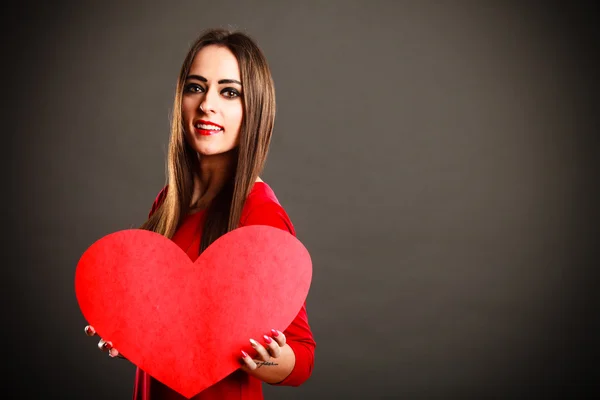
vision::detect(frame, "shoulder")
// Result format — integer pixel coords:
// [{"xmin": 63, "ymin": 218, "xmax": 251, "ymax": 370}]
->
[
  {"xmin": 240, "ymin": 182, "xmax": 295, "ymax": 235},
  {"xmin": 148, "ymin": 185, "xmax": 168, "ymax": 218}
]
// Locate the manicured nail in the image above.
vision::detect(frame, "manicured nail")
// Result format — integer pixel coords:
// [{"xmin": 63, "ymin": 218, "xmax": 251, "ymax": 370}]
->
[
  {"xmin": 103, "ymin": 341, "xmax": 113, "ymax": 350},
  {"xmin": 85, "ymin": 326, "xmax": 94, "ymax": 335},
  {"xmin": 249, "ymin": 338, "xmax": 258, "ymax": 347},
  {"xmin": 271, "ymin": 329, "xmax": 279, "ymax": 337},
  {"xmin": 263, "ymin": 335, "xmax": 272, "ymax": 344},
  {"xmin": 241, "ymin": 350, "xmax": 249, "ymax": 358}
]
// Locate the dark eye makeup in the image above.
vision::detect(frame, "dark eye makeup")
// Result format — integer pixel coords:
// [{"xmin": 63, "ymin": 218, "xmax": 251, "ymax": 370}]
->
[
  {"xmin": 184, "ymin": 83, "xmax": 204, "ymax": 93},
  {"xmin": 183, "ymin": 83, "xmax": 241, "ymax": 99},
  {"xmin": 221, "ymin": 88, "xmax": 241, "ymax": 98}
]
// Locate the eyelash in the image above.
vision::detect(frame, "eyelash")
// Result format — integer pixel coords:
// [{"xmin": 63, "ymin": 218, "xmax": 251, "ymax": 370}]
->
[{"xmin": 184, "ymin": 84, "xmax": 241, "ymax": 98}]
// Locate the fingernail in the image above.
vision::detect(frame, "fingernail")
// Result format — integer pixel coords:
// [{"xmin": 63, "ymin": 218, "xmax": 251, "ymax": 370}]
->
[
  {"xmin": 249, "ymin": 338, "xmax": 258, "ymax": 347},
  {"xmin": 263, "ymin": 335, "xmax": 272, "ymax": 344},
  {"xmin": 108, "ymin": 349, "xmax": 115, "ymax": 357},
  {"xmin": 103, "ymin": 341, "xmax": 113, "ymax": 350},
  {"xmin": 241, "ymin": 350, "xmax": 249, "ymax": 358},
  {"xmin": 84, "ymin": 326, "xmax": 93, "ymax": 335},
  {"xmin": 271, "ymin": 329, "xmax": 279, "ymax": 337}
]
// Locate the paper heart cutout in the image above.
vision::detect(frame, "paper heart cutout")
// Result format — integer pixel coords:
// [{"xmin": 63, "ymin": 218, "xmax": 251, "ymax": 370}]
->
[{"xmin": 75, "ymin": 225, "xmax": 312, "ymax": 398}]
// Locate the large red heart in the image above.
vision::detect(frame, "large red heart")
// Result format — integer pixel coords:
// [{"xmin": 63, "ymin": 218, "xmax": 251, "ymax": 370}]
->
[{"xmin": 74, "ymin": 225, "xmax": 312, "ymax": 398}]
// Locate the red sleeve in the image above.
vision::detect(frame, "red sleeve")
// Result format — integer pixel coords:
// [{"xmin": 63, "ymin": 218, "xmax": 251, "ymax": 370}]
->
[{"xmin": 242, "ymin": 202, "xmax": 316, "ymax": 386}]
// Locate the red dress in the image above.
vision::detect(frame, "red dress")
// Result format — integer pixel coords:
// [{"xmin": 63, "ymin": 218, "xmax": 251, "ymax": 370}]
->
[{"xmin": 132, "ymin": 182, "xmax": 316, "ymax": 399}]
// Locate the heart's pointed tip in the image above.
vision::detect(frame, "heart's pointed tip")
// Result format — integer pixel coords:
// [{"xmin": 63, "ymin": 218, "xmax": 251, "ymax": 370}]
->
[
  {"xmin": 182, "ymin": 390, "xmax": 198, "ymax": 399},
  {"xmin": 162, "ymin": 381, "xmax": 207, "ymax": 399}
]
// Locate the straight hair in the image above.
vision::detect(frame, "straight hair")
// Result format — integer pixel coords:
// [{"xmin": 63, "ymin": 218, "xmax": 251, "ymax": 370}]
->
[{"xmin": 140, "ymin": 28, "xmax": 276, "ymax": 253}]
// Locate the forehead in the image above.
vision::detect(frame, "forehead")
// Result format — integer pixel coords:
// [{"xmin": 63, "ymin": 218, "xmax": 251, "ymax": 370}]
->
[{"xmin": 189, "ymin": 45, "xmax": 240, "ymax": 80}]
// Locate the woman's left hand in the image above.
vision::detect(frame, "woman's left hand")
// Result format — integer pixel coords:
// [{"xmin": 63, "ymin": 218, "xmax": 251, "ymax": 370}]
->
[{"xmin": 239, "ymin": 329, "xmax": 294, "ymax": 383}]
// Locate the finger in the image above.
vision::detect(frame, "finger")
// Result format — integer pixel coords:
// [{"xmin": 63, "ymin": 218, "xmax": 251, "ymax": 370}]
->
[
  {"xmin": 249, "ymin": 338, "xmax": 270, "ymax": 362},
  {"xmin": 240, "ymin": 350, "xmax": 258, "ymax": 371},
  {"xmin": 97, "ymin": 339, "xmax": 112, "ymax": 352},
  {"xmin": 84, "ymin": 325, "xmax": 96, "ymax": 337},
  {"xmin": 109, "ymin": 346, "xmax": 127, "ymax": 359},
  {"xmin": 271, "ymin": 329, "xmax": 286, "ymax": 347},
  {"xmin": 263, "ymin": 335, "xmax": 281, "ymax": 358}
]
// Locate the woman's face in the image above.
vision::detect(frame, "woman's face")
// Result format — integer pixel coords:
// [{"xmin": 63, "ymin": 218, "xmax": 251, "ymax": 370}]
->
[{"xmin": 182, "ymin": 45, "xmax": 243, "ymax": 157}]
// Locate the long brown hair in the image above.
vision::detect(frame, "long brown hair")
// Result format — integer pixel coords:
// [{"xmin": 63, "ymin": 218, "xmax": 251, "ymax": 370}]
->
[{"xmin": 140, "ymin": 28, "xmax": 276, "ymax": 252}]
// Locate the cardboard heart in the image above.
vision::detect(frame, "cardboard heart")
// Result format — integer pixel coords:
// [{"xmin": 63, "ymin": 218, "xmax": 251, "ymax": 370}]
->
[{"xmin": 74, "ymin": 225, "xmax": 312, "ymax": 398}]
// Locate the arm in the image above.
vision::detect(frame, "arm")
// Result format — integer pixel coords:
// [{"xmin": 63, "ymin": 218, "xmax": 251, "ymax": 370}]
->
[
  {"xmin": 240, "ymin": 202, "xmax": 316, "ymax": 386},
  {"xmin": 269, "ymin": 302, "xmax": 315, "ymax": 386}
]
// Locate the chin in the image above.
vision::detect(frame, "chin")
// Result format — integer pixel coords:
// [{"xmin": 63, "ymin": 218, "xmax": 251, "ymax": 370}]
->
[
  {"xmin": 196, "ymin": 145, "xmax": 237, "ymax": 157},
  {"xmin": 196, "ymin": 148, "xmax": 220, "ymax": 156}
]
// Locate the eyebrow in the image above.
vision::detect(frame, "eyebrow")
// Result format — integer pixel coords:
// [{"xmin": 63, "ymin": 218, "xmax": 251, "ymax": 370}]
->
[{"xmin": 186, "ymin": 74, "xmax": 242, "ymax": 86}]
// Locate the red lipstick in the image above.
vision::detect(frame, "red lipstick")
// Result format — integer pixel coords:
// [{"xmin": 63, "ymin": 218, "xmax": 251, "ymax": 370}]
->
[{"xmin": 194, "ymin": 119, "xmax": 224, "ymax": 136}]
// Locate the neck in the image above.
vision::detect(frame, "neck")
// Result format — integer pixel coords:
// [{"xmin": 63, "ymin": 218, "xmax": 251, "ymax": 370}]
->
[{"xmin": 190, "ymin": 150, "xmax": 237, "ymax": 211}]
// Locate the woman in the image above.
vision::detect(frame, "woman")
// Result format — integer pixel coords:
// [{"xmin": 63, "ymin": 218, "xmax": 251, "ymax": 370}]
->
[{"xmin": 83, "ymin": 28, "xmax": 316, "ymax": 399}]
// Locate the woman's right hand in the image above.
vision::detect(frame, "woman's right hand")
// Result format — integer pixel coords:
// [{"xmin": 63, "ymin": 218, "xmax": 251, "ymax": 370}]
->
[{"xmin": 84, "ymin": 325, "xmax": 126, "ymax": 359}]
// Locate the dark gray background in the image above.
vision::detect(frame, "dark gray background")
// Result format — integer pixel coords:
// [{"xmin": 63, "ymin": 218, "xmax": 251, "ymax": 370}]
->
[{"xmin": 6, "ymin": 1, "xmax": 599, "ymax": 399}]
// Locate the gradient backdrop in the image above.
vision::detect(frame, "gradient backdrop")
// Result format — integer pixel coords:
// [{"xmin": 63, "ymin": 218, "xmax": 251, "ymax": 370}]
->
[{"xmin": 6, "ymin": 1, "xmax": 599, "ymax": 399}]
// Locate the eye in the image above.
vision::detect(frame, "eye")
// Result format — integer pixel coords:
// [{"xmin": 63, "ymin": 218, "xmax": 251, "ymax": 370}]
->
[
  {"xmin": 221, "ymin": 88, "xmax": 241, "ymax": 98},
  {"xmin": 184, "ymin": 83, "xmax": 205, "ymax": 94}
]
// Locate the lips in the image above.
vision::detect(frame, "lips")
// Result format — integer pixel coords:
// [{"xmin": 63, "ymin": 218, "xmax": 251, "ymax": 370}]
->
[{"xmin": 194, "ymin": 119, "xmax": 224, "ymax": 136}]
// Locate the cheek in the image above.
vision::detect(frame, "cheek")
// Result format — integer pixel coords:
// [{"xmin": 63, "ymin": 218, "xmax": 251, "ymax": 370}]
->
[
  {"xmin": 181, "ymin": 100, "xmax": 195, "ymax": 122},
  {"xmin": 230, "ymin": 105, "xmax": 244, "ymax": 130}
]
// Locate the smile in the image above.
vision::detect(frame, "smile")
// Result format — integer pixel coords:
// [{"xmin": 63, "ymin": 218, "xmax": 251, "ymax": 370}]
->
[{"xmin": 194, "ymin": 120, "xmax": 224, "ymax": 136}]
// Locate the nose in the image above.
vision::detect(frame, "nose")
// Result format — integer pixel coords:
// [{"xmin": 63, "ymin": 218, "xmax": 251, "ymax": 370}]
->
[{"xmin": 199, "ymin": 90, "xmax": 217, "ymax": 114}]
